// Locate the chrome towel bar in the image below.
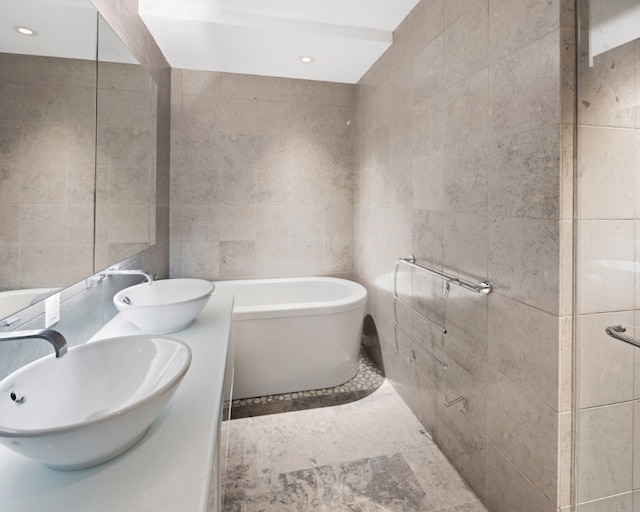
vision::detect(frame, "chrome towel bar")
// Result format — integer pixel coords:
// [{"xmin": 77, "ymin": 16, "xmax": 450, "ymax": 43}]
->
[
  {"xmin": 397, "ymin": 256, "xmax": 493, "ymax": 295},
  {"xmin": 605, "ymin": 325, "xmax": 640, "ymax": 348}
]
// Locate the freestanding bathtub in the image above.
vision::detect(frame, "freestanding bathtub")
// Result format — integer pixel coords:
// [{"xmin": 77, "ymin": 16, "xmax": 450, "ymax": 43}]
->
[{"xmin": 214, "ymin": 277, "xmax": 367, "ymax": 400}]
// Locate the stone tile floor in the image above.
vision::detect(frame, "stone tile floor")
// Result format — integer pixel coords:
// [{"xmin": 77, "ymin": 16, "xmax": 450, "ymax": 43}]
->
[{"xmin": 221, "ymin": 381, "xmax": 488, "ymax": 512}]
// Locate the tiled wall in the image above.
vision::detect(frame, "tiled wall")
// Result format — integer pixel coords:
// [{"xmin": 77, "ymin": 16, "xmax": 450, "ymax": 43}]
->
[
  {"xmin": 0, "ymin": 53, "xmax": 97, "ymax": 290},
  {"xmin": 574, "ymin": 0, "xmax": 640, "ymax": 508},
  {"xmin": 170, "ymin": 70, "xmax": 355, "ymax": 280},
  {"xmin": 354, "ymin": 1, "xmax": 574, "ymax": 511}
]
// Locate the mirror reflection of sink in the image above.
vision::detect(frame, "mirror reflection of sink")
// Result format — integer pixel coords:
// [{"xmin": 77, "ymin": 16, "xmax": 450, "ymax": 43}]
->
[
  {"xmin": 0, "ymin": 335, "xmax": 191, "ymax": 470},
  {"xmin": 0, "ymin": 288, "xmax": 60, "ymax": 319},
  {"xmin": 114, "ymin": 278, "xmax": 215, "ymax": 334}
]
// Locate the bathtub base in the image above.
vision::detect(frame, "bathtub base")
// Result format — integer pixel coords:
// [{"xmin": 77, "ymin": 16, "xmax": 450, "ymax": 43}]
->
[{"xmin": 232, "ymin": 311, "xmax": 362, "ymax": 399}]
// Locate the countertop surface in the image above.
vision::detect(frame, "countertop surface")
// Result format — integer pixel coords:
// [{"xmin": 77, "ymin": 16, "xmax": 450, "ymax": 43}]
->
[{"xmin": 0, "ymin": 292, "xmax": 233, "ymax": 512}]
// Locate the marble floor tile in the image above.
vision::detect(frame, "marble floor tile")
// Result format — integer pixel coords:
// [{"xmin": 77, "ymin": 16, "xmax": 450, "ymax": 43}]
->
[{"xmin": 222, "ymin": 381, "xmax": 487, "ymax": 512}]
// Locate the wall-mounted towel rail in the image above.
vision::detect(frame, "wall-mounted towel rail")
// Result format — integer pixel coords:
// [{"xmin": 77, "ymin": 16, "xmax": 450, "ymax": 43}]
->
[
  {"xmin": 397, "ymin": 256, "xmax": 493, "ymax": 295},
  {"xmin": 393, "ymin": 255, "xmax": 492, "ymax": 413},
  {"xmin": 606, "ymin": 325, "xmax": 640, "ymax": 348}
]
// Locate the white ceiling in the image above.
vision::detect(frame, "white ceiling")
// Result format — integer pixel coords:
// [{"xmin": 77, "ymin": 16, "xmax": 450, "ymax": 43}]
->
[
  {"xmin": 138, "ymin": 0, "xmax": 420, "ymax": 84},
  {"xmin": 1, "ymin": 0, "xmax": 137, "ymax": 64},
  {"xmin": 1, "ymin": 0, "xmax": 98, "ymax": 61}
]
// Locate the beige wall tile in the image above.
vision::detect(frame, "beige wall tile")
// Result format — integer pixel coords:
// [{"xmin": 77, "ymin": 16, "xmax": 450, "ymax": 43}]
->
[
  {"xmin": 488, "ymin": 0, "xmax": 560, "ymax": 63},
  {"xmin": 413, "ymin": 34, "xmax": 443, "ymax": 106},
  {"xmin": 412, "ymin": 95, "xmax": 445, "ymax": 158},
  {"xmin": 443, "ymin": 69, "xmax": 488, "ymax": 149},
  {"xmin": 488, "ymin": 294, "xmax": 561, "ymax": 410},
  {"xmin": 181, "ymin": 205, "xmax": 220, "ymax": 242},
  {"xmin": 389, "ymin": 112, "xmax": 413, "ymax": 165},
  {"xmin": 489, "ymin": 216, "xmax": 559, "ymax": 313},
  {"xmin": 578, "ymin": 312, "xmax": 634, "ymax": 408},
  {"xmin": 0, "ymin": 244, "xmax": 20, "ymax": 289},
  {"xmin": 635, "ymin": 311, "xmax": 640, "ymax": 398},
  {"xmin": 488, "ymin": 370, "xmax": 559, "ymax": 503},
  {"xmin": 20, "ymin": 244, "xmax": 67, "ymax": 287},
  {"xmin": 411, "ymin": 210, "xmax": 443, "ymax": 268},
  {"xmin": 489, "ymin": 30, "xmax": 561, "ymax": 140},
  {"xmin": 578, "ymin": 126, "xmax": 635, "ymax": 220},
  {"xmin": 578, "ymin": 220, "xmax": 635, "ymax": 314},
  {"xmin": 443, "ymin": 213, "xmax": 488, "ymax": 280},
  {"xmin": 634, "ymin": 401, "xmax": 640, "ymax": 490},
  {"xmin": 66, "ymin": 204, "xmax": 94, "ymax": 244},
  {"xmin": 373, "ymin": 161, "xmax": 413, "ymax": 209},
  {"xmin": 412, "ymin": 155, "xmax": 443, "ymax": 211},
  {"xmin": 21, "ymin": 164, "xmax": 66, "ymax": 203},
  {"xmin": 0, "ymin": 204, "xmax": 20, "ymax": 244},
  {"xmin": 576, "ymin": 402, "xmax": 633, "ymax": 503},
  {"xmin": 21, "ymin": 204, "xmax": 66, "ymax": 244},
  {"xmin": 488, "ymin": 125, "xmax": 561, "ymax": 219},
  {"xmin": 255, "ymin": 239, "xmax": 292, "ymax": 276},
  {"xmin": 291, "ymin": 206, "xmax": 325, "ymax": 240},
  {"xmin": 486, "ymin": 444, "xmax": 556, "ymax": 512},
  {"xmin": 325, "ymin": 238, "xmax": 353, "ymax": 273},
  {"xmin": 559, "ymin": 410, "xmax": 573, "ymax": 507},
  {"xmin": 445, "ymin": 284, "xmax": 489, "ymax": 362},
  {"xmin": 256, "ymin": 206, "xmax": 292, "ymax": 240},
  {"xmin": 218, "ymin": 205, "xmax": 257, "ymax": 241},
  {"xmin": 289, "ymin": 239, "xmax": 323, "ymax": 275},
  {"xmin": 443, "ymin": 0, "xmax": 488, "ymax": 88},
  {"xmin": 410, "ymin": 0, "xmax": 444, "ymax": 53},
  {"xmin": 579, "ymin": 41, "xmax": 636, "ymax": 128},
  {"xmin": 443, "ymin": 143, "xmax": 489, "ymax": 215},
  {"xmin": 434, "ymin": 409, "xmax": 487, "ymax": 502},
  {"xmin": 180, "ymin": 241, "xmax": 219, "ymax": 279},
  {"xmin": 577, "ymin": 493, "xmax": 633, "ymax": 512},
  {"xmin": 181, "ymin": 69, "xmax": 221, "ymax": 97},
  {"xmin": 440, "ymin": 338, "xmax": 488, "ymax": 430},
  {"xmin": 219, "ymin": 240, "xmax": 255, "ymax": 278},
  {"xmin": 108, "ymin": 204, "xmax": 149, "ymax": 243}
]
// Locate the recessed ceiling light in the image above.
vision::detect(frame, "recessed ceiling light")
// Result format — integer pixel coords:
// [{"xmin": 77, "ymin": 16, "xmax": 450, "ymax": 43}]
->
[
  {"xmin": 299, "ymin": 56, "xmax": 314, "ymax": 64},
  {"xmin": 13, "ymin": 26, "xmax": 38, "ymax": 36}
]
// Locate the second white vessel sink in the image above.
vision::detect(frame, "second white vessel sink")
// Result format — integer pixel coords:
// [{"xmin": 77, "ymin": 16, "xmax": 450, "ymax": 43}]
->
[
  {"xmin": 0, "ymin": 335, "xmax": 191, "ymax": 470},
  {"xmin": 114, "ymin": 278, "xmax": 215, "ymax": 334}
]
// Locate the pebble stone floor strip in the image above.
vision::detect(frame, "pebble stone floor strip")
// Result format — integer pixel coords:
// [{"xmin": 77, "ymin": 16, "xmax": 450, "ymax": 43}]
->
[
  {"xmin": 228, "ymin": 348, "xmax": 385, "ymax": 419},
  {"xmin": 220, "ymin": 373, "xmax": 488, "ymax": 511}
]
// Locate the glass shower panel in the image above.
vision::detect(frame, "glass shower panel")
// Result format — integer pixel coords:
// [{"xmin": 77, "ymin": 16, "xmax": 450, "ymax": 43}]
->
[{"xmin": 575, "ymin": 0, "xmax": 640, "ymax": 508}]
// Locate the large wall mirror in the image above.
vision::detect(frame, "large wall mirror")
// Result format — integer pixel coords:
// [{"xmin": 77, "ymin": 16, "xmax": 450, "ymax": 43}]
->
[{"xmin": 0, "ymin": 0, "xmax": 157, "ymax": 318}]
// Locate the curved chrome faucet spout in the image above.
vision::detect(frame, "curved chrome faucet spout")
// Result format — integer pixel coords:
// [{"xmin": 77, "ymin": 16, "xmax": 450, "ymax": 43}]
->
[
  {"xmin": 0, "ymin": 329, "xmax": 68, "ymax": 358},
  {"xmin": 100, "ymin": 268, "xmax": 154, "ymax": 284}
]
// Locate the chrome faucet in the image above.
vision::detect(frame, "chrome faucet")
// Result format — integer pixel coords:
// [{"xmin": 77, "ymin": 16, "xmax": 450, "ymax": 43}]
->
[
  {"xmin": 0, "ymin": 329, "xmax": 68, "ymax": 358},
  {"xmin": 100, "ymin": 268, "xmax": 154, "ymax": 284}
]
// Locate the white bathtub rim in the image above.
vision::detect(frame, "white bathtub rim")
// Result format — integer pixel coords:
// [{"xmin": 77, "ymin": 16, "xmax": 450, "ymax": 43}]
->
[
  {"xmin": 215, "ymin": 277, "xmax": 367, "ymax": 321},
  {"xmin": 233, "ymin": 303, "xmax": 364, "ymax": 321}
]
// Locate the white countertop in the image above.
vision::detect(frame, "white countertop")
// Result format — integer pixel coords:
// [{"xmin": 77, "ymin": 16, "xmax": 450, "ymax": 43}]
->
[{"xmin": 0, "ymin": 293, "xmax": 233, "ymax": 512}]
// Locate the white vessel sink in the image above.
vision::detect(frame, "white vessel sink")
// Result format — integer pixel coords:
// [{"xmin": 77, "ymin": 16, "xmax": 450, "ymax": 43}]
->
[
  {"xmin": 0, "ymin": 335, "xmax": 191, "ymax": 470},
  {"xmin": 114, "ymin": 278, "xmax": 214, "ymax": 334}
]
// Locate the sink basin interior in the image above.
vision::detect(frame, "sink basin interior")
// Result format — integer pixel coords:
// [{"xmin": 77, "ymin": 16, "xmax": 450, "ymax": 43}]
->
[{"xmin": 0, "ymin": 335, "xmax": 191, "ymax": 470}]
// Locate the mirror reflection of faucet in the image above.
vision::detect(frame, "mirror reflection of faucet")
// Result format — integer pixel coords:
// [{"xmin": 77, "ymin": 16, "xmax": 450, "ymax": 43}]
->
[{"xmin": 98, "ymin": 268, "xmax": 155, "ymax": 285}]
